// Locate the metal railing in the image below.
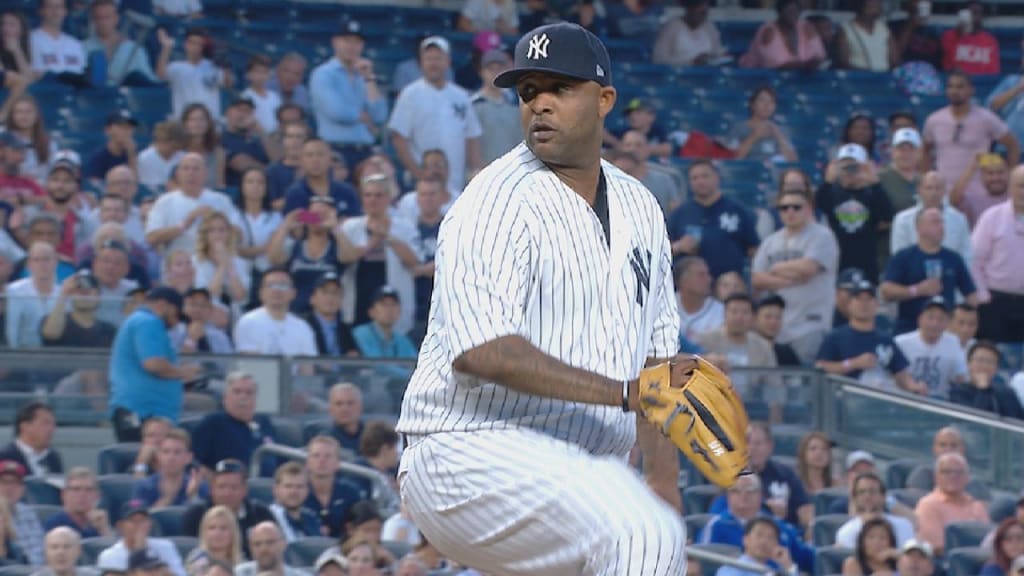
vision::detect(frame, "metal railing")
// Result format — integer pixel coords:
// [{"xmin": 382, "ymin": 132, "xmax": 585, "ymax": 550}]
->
[
  {"xmin": 250, "ymin": 442, "xmax": 400, "ymax": 518},
  {"xmin": 687, "ymin": 546, "xmax": 776, "ymax": 576}
]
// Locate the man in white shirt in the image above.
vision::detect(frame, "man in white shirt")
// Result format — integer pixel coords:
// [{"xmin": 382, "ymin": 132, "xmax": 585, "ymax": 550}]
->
[
  {"xmin": 835, "ymin": 472, "xmax": 916, "ymax": 549},
  {"xmin": 895, "ymin": 297, "xmax": 968, "ymax": 401},
  {"xmin": 144, "ymin": 153, "xmax": 239, "ymax": 253},
  {"xmin": 233, "ymin": 268, "xmax": 317, "ymax": 356},
  {"xmin": 155, "ymin": 28, "xmax": 230, "ymax": 119},
  {"xmin": 389, "ymin": 36, "xmax": 482, "ymax": 195},
  {"xmin": 30, "ymin": 0, "xmax": 85, "ymax": 77},
  {"xmin": 4, "ymin": 241, "xmax": 59, "ymax": 348},
  {"xmin": 752, "ymin": 185, "xmax": 840, "ymax": 364},
  {"xmin": 394, "ymin": 149, "xmax": 455, "ymax": 223},
  {"xmin": 890, "ymin": 171, "xmax": 972, "ymax": 265},
  {"xmin": 234, "ymin": 522, "xmax": 306, "ymax": 576},
  {"xmin": 136, "ymin": 122, "xmax": 185, "ymax": 192},
  {"xmin": 97, "ymin": 501, "xmax": 185, "ymax": 576},
  {"xmin": 676, "ymin": 256, "xmax": 723, "ymax": 342}
]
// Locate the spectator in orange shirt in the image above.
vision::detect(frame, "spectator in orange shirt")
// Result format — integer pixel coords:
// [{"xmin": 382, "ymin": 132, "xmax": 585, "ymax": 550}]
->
[
  {"xmin": 913, "ymin": 452, "xmax": 990, "ymax": 555},
  {"xmin": 941, "ymin": 1, "xmax": 1000, "ymax": 75}
]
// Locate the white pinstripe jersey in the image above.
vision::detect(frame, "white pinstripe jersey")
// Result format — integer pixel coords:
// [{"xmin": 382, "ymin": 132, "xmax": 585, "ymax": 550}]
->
[{"xmin": 396, "ymin": 142, "xmax": 680, "ymax": 458}]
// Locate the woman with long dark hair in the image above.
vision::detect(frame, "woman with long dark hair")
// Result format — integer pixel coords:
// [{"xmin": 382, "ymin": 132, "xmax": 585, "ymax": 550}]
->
[
  {"xmin": 4, "ymin": 95, "xmax": 57, "ymax": 182},
  {"xmin": 843, "ymin": 517, "xmax": 898, "ymax": 576},
  {"xmin": 981, "ymin": 518, "xmax": 1024, "ymax": 576},
  {"xmin": 179, "ymin": 103, "xmax": 225, "ymax": 189}
]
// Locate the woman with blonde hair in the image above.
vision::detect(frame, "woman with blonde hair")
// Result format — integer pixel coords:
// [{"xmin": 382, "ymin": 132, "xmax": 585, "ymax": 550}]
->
[
  {"xmin": 185, "ymin": 506, "xmax": 243, "ymax": 576},
  {"xmin": 796, "ymin": 431, "xmax": 841, "ymax": 494},
  {"xmin": 192, "ymin": 210, "xmax": 249, "ymax": 311}
]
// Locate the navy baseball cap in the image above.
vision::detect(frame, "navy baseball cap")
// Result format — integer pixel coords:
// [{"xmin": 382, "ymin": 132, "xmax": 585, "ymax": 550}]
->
[
  {"xmin": 921, "ymin": 296, "xmax": 949, "ymax": 314},
  {"xmin": 837, "ymin": 268, "xmax": 866, "ymax": 290},
  {"xmin": 849, "ymin": 279, "xmax": 876, "ymax": 297},
  {"xmin": 372, "ymin": 285, "xmax": 400, "ymax": 305},
  {"xmin": 335, "ymin": 16, "xmax": 363, "ymax": 39},
  {"xmin": 119, "ymin": 499, "xmax": 149, "ymax": 520},
  {"xmin": 146, "ymin": 286, "xmax": 183, "ymax": 313},
  {"xmin": 314, "ymin": 271, "xmax": 341, "ymax": 290},
  {"xmin": 105, "ymin": 110, "xmax": 138, "ymax": 127},
  {"xmin": 493, "ymin": 22, "xmax": 612, "ymax": 89}
]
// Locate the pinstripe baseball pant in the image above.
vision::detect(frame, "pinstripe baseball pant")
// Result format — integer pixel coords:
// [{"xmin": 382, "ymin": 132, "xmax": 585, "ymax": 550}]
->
[{"xmin": 398, "ymin": 428, "xmax": 687, "ymax": 576}]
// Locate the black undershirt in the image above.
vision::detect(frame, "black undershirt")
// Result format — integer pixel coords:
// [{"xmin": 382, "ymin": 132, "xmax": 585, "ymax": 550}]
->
[{"xmin": 593, "ymin": 169, "xmax": 610, "ymax": 249}]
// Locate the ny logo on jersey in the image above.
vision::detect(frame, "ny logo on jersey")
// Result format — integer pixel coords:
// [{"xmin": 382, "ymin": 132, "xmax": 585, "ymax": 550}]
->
[
  {"xmin": 452, "ymin": 103, "xmax": 467, "ymax": 120},
  {"xmin": 526, "ymin": 33, "xmax": 550, "ymax": 60},
  {"xmin": 719, "ymin": 212, "xmax": 739, "ymax": 233},
  {"xmin": 629, "ymin": 247, "xmax": 651, "ymax": 307},
  {"xmin": 876, "ymin": 344, "xmax": 893, "ymax": 368}
]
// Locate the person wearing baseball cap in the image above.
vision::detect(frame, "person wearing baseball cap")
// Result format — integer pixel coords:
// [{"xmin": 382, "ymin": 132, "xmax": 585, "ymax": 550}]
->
[
  {"xmin": 108, "ymin": 285, "xmax": 202, "ymax": 441},
  {"xmin": 893, "ymin": 296, "xmax": 966, "ymax": 399},
  {"xmin": 878, "ymin": 127, "xmax": 924, "ymax": 215},
  {"xmin": 299, "ymin": 271, "xmax": 359, "ymax": 358},
  {"xmin": 222, "ymin": 94, "xmax": 270, "ymax": 188},
  {"xmin": 309, "ymin": 15, "xmax": 386, "ymax": 173},
  {"xmin": 388, "ymin": 32, "xmax": 483, "ymax": 194},
  {"xmin": 816, "ymin": 277, "xmax": 927, "ymax": 394},
  {"xmin": 352, "ymin": 285, "xmax": 417, "ymax": 359},
  {"xmin": 896, "ymin": 538, "xmax": 935, "ymax": 576},
  {"xmin": 83, "ymin": 110, "xmax": 139, "ymax": 183},
  {"xmin": 818, "ymin": 140, "xmax": 894, "ymax": 282},
  {"xmin": 472, "ymin": 48, "xmax": 519, "ymax": 165},
  {"xmin": 95, "ymin": 500, "xmax": 184, "ymax": 576}
]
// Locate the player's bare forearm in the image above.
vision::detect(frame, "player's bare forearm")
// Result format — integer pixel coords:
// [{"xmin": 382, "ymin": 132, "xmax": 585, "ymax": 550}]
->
[
  {"xmin": 452, "ymin": 335, "xmax": 631, "ymax": 408},
  {"xmin": 636, "ymin": 416, "xmax": 682, "ymax": 513}
]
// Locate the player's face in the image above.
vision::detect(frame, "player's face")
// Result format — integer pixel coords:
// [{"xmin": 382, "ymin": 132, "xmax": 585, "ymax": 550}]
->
[{"xmin": 516, "ymin": 73, "xmax": 616, "ymax": 169}]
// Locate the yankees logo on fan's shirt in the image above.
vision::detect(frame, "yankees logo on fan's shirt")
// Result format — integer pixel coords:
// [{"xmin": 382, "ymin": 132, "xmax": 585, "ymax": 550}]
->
[{"xmin": 396, "ymin": 143, "xmax": 679, "ymax": 457}]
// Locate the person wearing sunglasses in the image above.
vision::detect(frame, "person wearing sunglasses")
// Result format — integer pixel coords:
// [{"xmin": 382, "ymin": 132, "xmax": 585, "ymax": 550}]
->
[{"xmin": 752, "ymin": 171, "xmax": 839, "ymax": 365}]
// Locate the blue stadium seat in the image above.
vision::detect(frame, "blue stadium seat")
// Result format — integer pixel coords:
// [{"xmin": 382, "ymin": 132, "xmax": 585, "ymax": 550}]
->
[
  {"xmin": 0, "ymin": 566, "xmax": 36, "ymax": 576},
  {"xmin": 945, "ymin": 521, "xmax": 993, "ymax": 551},
  {"xmin": 989, "ymin": 493, "xmax": 1018, "ymax": 524},
  {"xmin": 889, "ymin": 488, "xmax": 926, "ymax": 510},
  {"xmin": 885, "ymin": 458, "xmax": 927, "ymax": 489},
  {"xmin": 79, "ymin": 536, "xmax": 118, "ymax": 566},
  {"xmin": 284, "ymin": 537, "xmax": 336, "ymax": 567},
  {"xmin": 150, "ymin": 506, "xmax": 188, "ymax": 538},
  {"xmin": 302, "ymin": 418, "xmax": 330, "ymax": 444},
  {"xmin": 815, "ymin": 546, "xmax": 854, "ymax": 576},
  {"xmin": 812, "ymin": 514, "xmax": 850, "ymax": 547},
  {"xmin": 29, "ymin": 504, "xmax": 64, "ymax": 526},
  {"xmin": 97, "ymin": 443, "xmax": 141, "ymax": 475},
  {"xmin": 813, "ymin": 487, "xmax": 849, "ymax": 517},
  {"xmin": 269, "ymin": 415, "xmax": 304, "ymax": 448},
  {"xmin": 947, "ymin": 547, "xmax": 990, "ymax": 576},
  {"xmin": 247, "ymin": 477, "xmax": 274, "ymax": 506},
  {"xmin": 166, "ymin": 536, "xmax": 200, "ymax": 559},
  {"xmin": 23, "ymin": 477, "xmax": 62, "ymax": 506},
  {"xmin": 683, "ymin": 484, "xmax": 721, "ymax": 515},
  {"xmin": 98, "ymin": 474, "xmax": 139, "ymax": 522}
]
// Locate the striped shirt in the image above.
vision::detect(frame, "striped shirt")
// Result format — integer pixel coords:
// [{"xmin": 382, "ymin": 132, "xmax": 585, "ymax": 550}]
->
[{"xmin": 396, "ymin": 143, "xmax": 679, "ymax": 457}]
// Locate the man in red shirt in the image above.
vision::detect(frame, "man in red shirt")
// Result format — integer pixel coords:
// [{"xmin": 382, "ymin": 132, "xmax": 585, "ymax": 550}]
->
[
  {"xmin": 0, "ymin": 132, "xmax": 45, "ymax": 205},
  {"xmin": 941, "ymin": 1, "xmax": 1000, "ymax": 75}
]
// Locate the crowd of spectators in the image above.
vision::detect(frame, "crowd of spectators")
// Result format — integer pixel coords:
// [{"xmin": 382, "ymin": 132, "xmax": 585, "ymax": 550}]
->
[{"xmin": 0, "ymin": 0, "xmax": 1021, "ymax": 575}]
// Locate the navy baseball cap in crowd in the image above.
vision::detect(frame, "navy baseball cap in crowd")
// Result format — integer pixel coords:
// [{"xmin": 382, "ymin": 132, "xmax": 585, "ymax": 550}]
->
[
  {"xmin": 755, "ymin": 292, "xmax": 786, "ymax": 311},
  {"xmin": 493, "ymin": 22, "xmax": 612, "ymax": 89},
  {"xmin": 837, "ymin": 268, "xmax": 866, "ymax": 290},
  {"xmin": 315, "ymin": 271, "xmax": 341, "ymax": 290},
  {"xmin": 75, "ymin": 269, "xmax": 100, "ymax": 291},
  {"xmin": 849, "ymin": 279, "xmax": 876, "ymax": 297},
  {"xmin": 128, "ymin": 549, "xmax": 166, "ymax": 572},
  {"xmin": 119, "ymin": 499, "xmax": 149, "ymax": 521},
  {"xmin": 106, "ymin": 110, "xmax": 138, "ymax": 127},
  {"xmin": 335, "ymin": 17, "xmax": 364, "ymax": 39},
  {"xmin": 373, "ymin": 285, "xmax": 400, "ymax": 304},
  {"xmin": 921, "ymin": 296, "xmax": 949, "ymax": 314},
  {"xmin": 146, "ymin": 286, "xmax": 183, "ymax": 312},
  {"xmin": 0, "ymin": 131, "xmax": 28, "ymax": 150}
]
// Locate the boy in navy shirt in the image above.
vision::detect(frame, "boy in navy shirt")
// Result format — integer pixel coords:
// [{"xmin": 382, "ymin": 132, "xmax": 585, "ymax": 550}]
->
[
  {"xmin": 816, "ymin": 279, "xmax": 927, "ymax": 394},
  {"xmin": 881, "ymin": 207, "xmax": 978, "ymax": 335},
  {"xmin": 667, "ymin": 160, "xmax": 759, "ymax": 278}
]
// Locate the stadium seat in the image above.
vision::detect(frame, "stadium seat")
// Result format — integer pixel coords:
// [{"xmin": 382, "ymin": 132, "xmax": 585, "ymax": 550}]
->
[
  {"xmin": 302, "ymin": 419, "xmax": 329, "ymax": 444},
  {"xmin": 150, "ymin": 506, "xmax": 188, "ymax": 538},
  {"xmin": 688, "ymin": 542, "xmax": 742, "ymax": 576},
  {"xmin": 79, "ymin": 536, "xmax": 118, "ymax": 565},
  {"xmin": 98, "ymin": 474, "xmax": 139, "ymax": 522},
  {"xmin": 381, "ymin": 540, "xmax": 413, "ymax": 560},
  {"xmin": 989, "ymin": 493, "xmax": 1018, "ymax": 523},
  {"xmin": 23, "ymin": 477, "xmax": 62, "ymax": 506},
  {"xmin": 814, "ymin": 546, "xmax": 854, "ymax": 576},
  {"xmin": 947, "ymin": 547, "xmax": 991, "ymax": 576},
  {"xmin": 884, "ymin": 458, "xmax": 926, "ymax": 489},
  {"xmin": 284, "ymin": 537, "xmax": 336, "ymax": 567},
  {"xmin": 247, "ymin": 477, "xmax": 274, "ymax": 506},
  {"xmin": 811, "ymin": 514, "xmax": 850, "ymax": 547},
  {"xmin": 97, "ymin": 443, "xmax": 142, "ymax": 475},
  {"xmin": 945, "ymin": 521, "xmax": 994, "ymax": 550},
  {"xmin": 684, "ymin": 513, "xmax": 714, "ymax": 540},
  {"xmin": 0, "ymin": 566, "xmax": 36, "ymax": 576},
  {"xmin": 683, "ymin": 485, "xmax": 722, "ymax": 515},
  {"xmin": 889, "ymin": 488, "xmax": 927, "ymax": 509},
  {"xmin": 166, "ymin": 536, "xmax": 200, "ymax": 559},
  {"xmin": 813, "ymin": 487, "xmax": 849, "ymax": 516},
  {"xmin": 178, "ymin": 416, "xmax": 204, "ymax": 438},
  {"xmin": 269, "ymin": 416, "xmax": 304, "ymax": 448},
  {"xmin": 30, "ymin": 504, "xmax": 64, "ymax": 526}
]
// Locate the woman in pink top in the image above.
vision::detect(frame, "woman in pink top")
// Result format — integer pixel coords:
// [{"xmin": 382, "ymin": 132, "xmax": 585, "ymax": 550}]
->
[{"xmin": 740, "ymin": 0, "xmax": 826, "ymax": 70}]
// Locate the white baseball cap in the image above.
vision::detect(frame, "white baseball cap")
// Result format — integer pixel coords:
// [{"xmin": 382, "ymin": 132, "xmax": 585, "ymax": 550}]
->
[
  {"xmin": 892, "ymin": 128, "xmax": 923, "ymax": 148},
  {"xmin": 845, "ymin": 450, "xmax": 875, "ymax": 470},
  {"xmin": 420, "ymin": 35, "xmax": 451, "ymax": 55},
  {"xmin": 836, "ymin": 143, "xmax": 868, "ymax": 163},
  {"xmin": 901, "ymin": 539, "xmax": 935, "ymax": 560}
]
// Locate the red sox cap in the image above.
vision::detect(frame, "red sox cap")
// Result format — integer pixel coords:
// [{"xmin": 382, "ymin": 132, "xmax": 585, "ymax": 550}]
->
[{"xmin": 493, "ymin": 22, "xmax": 612, "ymax": 89}]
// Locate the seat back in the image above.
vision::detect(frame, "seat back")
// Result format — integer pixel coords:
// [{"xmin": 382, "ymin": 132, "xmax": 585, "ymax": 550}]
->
[
  {"xmin": 683, "ymin": 485, "xmax": 722, "ymax": 515},
  {"xmin": 97, "ymin": 443, "xmax": 142, "ymax": 475},
  {"xmin": 814, "ymin": 546, "xmax": 854, "ymax": 576},
  {"xmin": 947, "ymin": 547, "xmax": 991, "ymax": 576},
  {"xmin": 79, "ymin": 536, "xmax": 118, "ymax": 566},
  {"xmin": 813, "ymin": 486, "xmax": 850, "ymax": 516},
  {"xmin": 23, "ymin": 477, "xmax": 62, "ymax": 506},
  {"xmin": 811, "ymin": 514, "xmax": 851, "ymax": 547},
  {"xmin": 284, "ymin": 537, "xmax": 337, "ymax": 567},
  {"xmin": 945, "ymin": 521, "xmax": 994, "ymax": 551},
  {"xmin": 150, "ymin": 506, "xmax": 188, "ymax": 538},
  {"xmin": 98, "ymin": 474, "xmax": 139, "ymax": 522}
]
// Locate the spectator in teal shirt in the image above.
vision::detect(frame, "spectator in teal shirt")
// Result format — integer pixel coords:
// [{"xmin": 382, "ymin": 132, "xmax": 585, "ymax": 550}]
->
[{"xmin": 352, "ymin": 286, "xmax": 417, "ymax": 358}]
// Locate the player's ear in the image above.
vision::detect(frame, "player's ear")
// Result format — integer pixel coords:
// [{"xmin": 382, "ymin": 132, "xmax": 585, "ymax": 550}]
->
[{"xmin": 598, "ymin": 86, "xmax": 617, "ymax": 119}]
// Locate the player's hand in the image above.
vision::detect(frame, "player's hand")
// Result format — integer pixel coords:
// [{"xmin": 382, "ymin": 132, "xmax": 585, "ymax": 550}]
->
[
  {"xmin": 917, "ymin": 277, "xmax": 942, "ymax": 297},
  {"xmin": 851, "ymin": 352, "xmax": 878, "ymax": 371},
  {"xmin": 667, "ymin": 355, "xmax": 699, "ymax": 389}
]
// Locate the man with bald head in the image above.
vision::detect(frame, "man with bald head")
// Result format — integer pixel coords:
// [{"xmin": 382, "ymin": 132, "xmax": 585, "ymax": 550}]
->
[
  {"xmin": 144, "ymin": 153, "xmax": 239, "ymax": 252},
  {"xmin": 85, "ymin": 166, "xmax": 145, "ymax": 246},
  {"xmin": 305, "ymin": 383, "xmax": 365, "ymax": 459},
  {"xmin": 906, "ymin": 426, "xmax": 990, "ymax": 498},
  {"xmin": 914, "ymin": 452, "xmax": 990, "ymax": 555},
  {"xmin": 5, "ymin": 241, "xmax": 59, "ymax": 348},
  {"xmin": 971, "ymin": 163, "xmax": 1024, "ymax": 343},
  {"xmin": 41, "ymin": 526, "xmax": 93, "ymax": 576},
  {"xmin": 235, "ymin": 522, "xmax": 305, "ymax": 576},
  {"xmin": 881, "ymin": 207, "xmax": 977, "ymax": 335},
  {"xmin": 890, "ymin": 171, "xmax": 972, "ymax": 263}
]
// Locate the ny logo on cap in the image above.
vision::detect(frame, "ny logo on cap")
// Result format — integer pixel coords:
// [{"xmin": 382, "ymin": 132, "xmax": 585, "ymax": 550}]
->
[{"xmin": 527, "ymin": 33, "xmax": 550, "ymax": 60}]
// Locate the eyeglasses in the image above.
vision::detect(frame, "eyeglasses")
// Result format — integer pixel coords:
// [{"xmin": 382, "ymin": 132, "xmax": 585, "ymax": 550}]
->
[
  {"xmin": 214, "ymin": 459, "xmax": 246, "ymax": 475},
  {"xmin": 777, "ymin": 204, "xmax": 804, "ymax": 212}
]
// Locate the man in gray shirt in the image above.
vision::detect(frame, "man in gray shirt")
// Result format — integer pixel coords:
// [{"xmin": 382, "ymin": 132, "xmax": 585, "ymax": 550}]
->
[
  {"xmin": 617, "ymin": 130, "xmax": 684, "ymax": 216},
  {"xmin": 752, "ymin": 185, "xmax": 840, "ymax": 364},
  {"xmin": 471, "ymin": 50, "xmax": 522, "ymax": 164}
]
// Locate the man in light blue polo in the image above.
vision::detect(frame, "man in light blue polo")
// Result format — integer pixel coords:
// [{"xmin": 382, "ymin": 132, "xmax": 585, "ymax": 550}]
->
[
  {"xmin": 109, "ymin": 287, "xmax": 201, "ymax": 442},
  {"xmin": 309, "ymin": 17, "xmax": 388, "ymax": 171}
]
